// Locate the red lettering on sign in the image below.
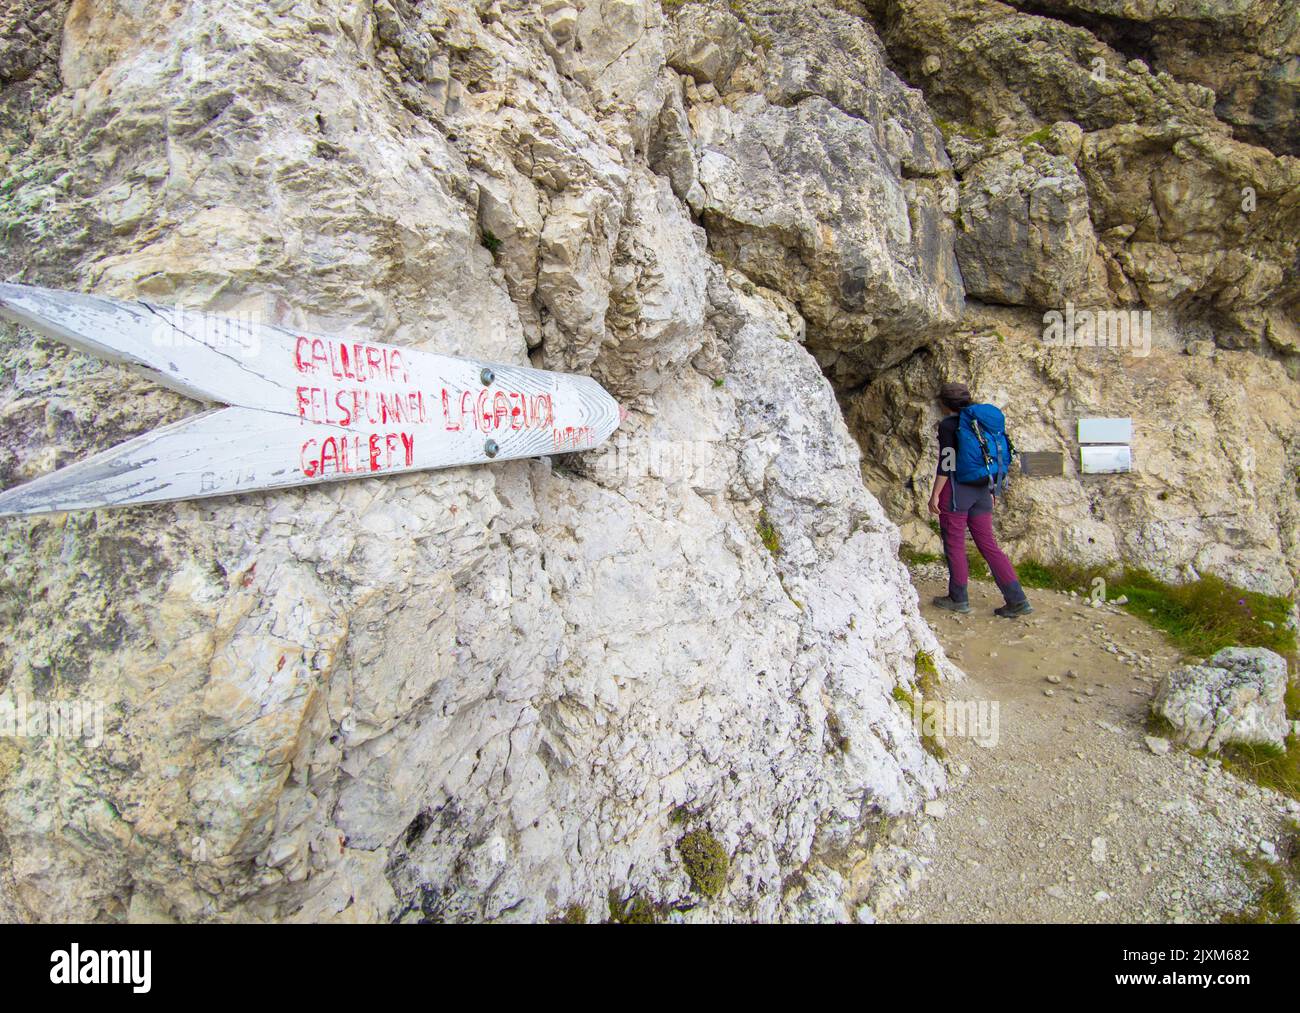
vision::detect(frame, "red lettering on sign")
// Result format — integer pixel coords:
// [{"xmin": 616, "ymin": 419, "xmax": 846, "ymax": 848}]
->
[
  {"xmin": 441, "ymin": 388, "xmax": 460, "ymax": 431},
  {"xmin": 301, "ymin": 439, "xmax": 319, "ymax": 476}
]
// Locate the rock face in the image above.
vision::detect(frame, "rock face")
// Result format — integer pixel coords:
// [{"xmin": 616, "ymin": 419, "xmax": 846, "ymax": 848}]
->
[
  {"xmin": 0, "ymin": 0, "xmax": 1295, "ymax": 925},
  {"xmin": 664, "ymin": 1, "xmax": 964, "ymax": 387},
  {"xmin": 1152, "ymin": 647, "xmax": 1292, "ymax": 752},
  {"xmin": 871, "ymin": 0, "xmax": 1300, "ymax": 346},
  {"xmin": 848, "ymin": 0, "xmax": 1300, "ymax": 594},
  {"xmin": 1001, "ymin": 0, "xmax": 1300, "ymax": 158},
  {"xmin": 848, "ymin": 305, "xmax": 1300, "ymax": 596},
  {"xmin": 0, "ymin": 0, "xmax": 954, "ymax": 923},
  {"xmin": 954, "ymin": 144, "xmax": 1103, "ymax": 308}
]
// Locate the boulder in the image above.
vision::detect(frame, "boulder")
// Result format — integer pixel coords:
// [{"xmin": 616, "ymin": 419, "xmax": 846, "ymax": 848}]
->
[{"xmin": 1152, "ymin": 647, "xmax": 1292, "ymax": 753}]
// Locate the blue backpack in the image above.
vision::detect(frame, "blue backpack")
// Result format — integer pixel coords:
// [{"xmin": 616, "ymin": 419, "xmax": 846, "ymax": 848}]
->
[{"xmin": 954, "ymin": 404, "xmax": 1013, "ymax": 493}]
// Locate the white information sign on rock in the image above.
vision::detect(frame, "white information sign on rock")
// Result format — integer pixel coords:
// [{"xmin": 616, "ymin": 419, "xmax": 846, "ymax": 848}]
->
[
  {"xmin": 1077, "ymin": 417, "xmax": 1132, "ymax": 445},
  {"xmin": 1080, "ymin": 445, "xmax": 1133, "ymax": 474}
]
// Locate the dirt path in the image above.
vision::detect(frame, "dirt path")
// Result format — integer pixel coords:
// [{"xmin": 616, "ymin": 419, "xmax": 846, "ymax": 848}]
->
[{"xmin": 881, "ymin": 571, "xmax": 1300, "ymax": 923}]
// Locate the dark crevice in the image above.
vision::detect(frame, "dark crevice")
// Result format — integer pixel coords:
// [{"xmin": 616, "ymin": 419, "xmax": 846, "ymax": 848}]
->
[{"xmin": 1007, "ymin": 2, "xmax": 1163, "ymax": 67}]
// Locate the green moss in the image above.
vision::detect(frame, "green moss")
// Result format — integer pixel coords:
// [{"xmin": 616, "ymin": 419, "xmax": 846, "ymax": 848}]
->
[
  {"xmin": 713, "ymin": 376, "xmax": 725, "ymax": 388},
  {"xmin": 481, "ymin": 229, "xmax": 502, "ymax": 254},
  {"xmin": 1021, "ymin": 127, "xmax": 1052, "ymax": 147},
  {"xmin": 914, "ymin": 648, "xmax": 939, "ymax": 690},
  {"xmin": 553, "ymin": 904, "xmax": 586, "ymax": 924},
  {"xmin": 756, "ymin": 511, "xmax": 781, "ymax": 557},
  {"xmin": 677, "ymin": 829, "xmax": 729, "ymax": 898},
  {"xmin": 934, "ymin": 119, "xmax": 997, "ymax": 141},
  {"xmin": 607, "ymin": 891, "xmax": 658, "ymax": 924},
  {"xmin": 893, "ymin": 651, "xmax": 945, "ymax": 759}
]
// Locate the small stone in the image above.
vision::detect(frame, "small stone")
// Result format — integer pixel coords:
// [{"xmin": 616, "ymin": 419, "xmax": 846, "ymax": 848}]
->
[
  {"xmin": 1045, "ymin": 885, "xmax": 1068, "ymax": 899},
  {"xmin": 1044, "ymin": 688, "xmax": 1056, "ymax": 697},
  {"xmin": 1259, "ymin": 840, "xmax": 1277, "ymax": 861},
  {"xmin": 1046, "ymin": 674, "xmax": 1062, "ymax": 684},
  {"xmin": 1065, "ymin": 669, "xmax": 1078, "ymax": 679},
  {"xmin": 1090, "ymin": 837, "xmax": 1107, "ymax": 865},
  {"xmin": 924, "ymin": 800, "xmax": 948, "ymax": 819},
  {"xmin": 1094, "ymin": 890, "xmax": 1111, "ymax": 903},
  {"xmin": 1145, "ymin": 736, "xmax": 1171, "ymax": 755}
]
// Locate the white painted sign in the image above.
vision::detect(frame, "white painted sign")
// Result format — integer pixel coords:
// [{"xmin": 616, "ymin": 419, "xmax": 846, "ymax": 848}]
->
[
  {"xmin": 1077, "ymin": 417, "xmax": 1132, "ymax": 444},
  {"xmin": 0, "ymin": 283, "xmax": 622, "ymax": 516},
  {"xmin": 1080, "ymin": 445, "xmax": 1132, "ymax": 474}
]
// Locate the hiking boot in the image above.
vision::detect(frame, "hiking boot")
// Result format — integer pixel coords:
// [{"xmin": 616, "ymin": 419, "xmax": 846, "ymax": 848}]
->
[
  {"xmin": 931, "ymin": 595, "xmax": 971, "ymax": 614},
  {"xmin": 994, "ymin": 600, "xmax": 1033, "ymax": 619}
]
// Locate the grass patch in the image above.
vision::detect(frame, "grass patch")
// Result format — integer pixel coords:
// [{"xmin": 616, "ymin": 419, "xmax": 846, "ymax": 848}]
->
[
  {"xmin": 1223, "ymin": 830, "xmax": 1300, "ymax": 924},
  {"xmin": 1218, "ymin": 737, "xmax": 1300, "ymax": 802},
  {"xmin": 966, "ymin": 551, "xmax": 990, "ymax": 582},
  {"xmin": 1144, "ymin": 710, "xmax": 1177, "ymax": 739},
  {"xmin": 1111, "ymin": 569, "xmax": 1296, "ymax": 659},
  {"xmin": 899, "ymin": 545, "xmax": 942, "ymax": 567},
  {"xmin": 1014, "ymin": 560, "xmax": 1296, "ymax": 660},
  {"xmin": 756, "ymin": 510, "xmax": 781, "ymax": 557},
  {"xmin": 677, "ymin": 829, "xmax": 729, "ymax": 898},
  {"xmin": 1016, "ymin": 558, "xmax": 1099, "ymax": 594}
]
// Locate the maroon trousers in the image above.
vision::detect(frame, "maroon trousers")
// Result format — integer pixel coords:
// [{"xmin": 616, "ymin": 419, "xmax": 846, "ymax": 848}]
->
[{"xmin": 939, "ymin": 504, "xmax": 1025, "ymax": 604}]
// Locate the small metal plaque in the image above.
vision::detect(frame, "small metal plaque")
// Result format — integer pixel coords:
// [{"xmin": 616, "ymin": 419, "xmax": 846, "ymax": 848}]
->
[{"xmin": 1020, "ymin": 451, "xmax": 1064, "ymax": 477}]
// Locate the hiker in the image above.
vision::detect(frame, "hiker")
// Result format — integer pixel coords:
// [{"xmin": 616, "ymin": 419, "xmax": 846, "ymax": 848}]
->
[{"xmin": 927, "ymin": 381, "xmax": 1032, "ymax": 618}]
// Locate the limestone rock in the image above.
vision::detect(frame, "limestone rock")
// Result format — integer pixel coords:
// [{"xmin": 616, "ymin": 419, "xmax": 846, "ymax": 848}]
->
[
  {"xmin": 876, "ymin": 0, "xmax": 1300, "ymax": 346},
  {"xmin": 1006, "ymin": 0, "xmax": 1300, "ymax": 156},
  {"xmin": 676, "ymin": 1, "xmax": 963, "ymax": 386},
  {"xmin": 0, "ymin": 0, "xmax": 953, "ymax": 924},
  {"xmin": 1152, "ymin": 647, "xmax": 1291, "ymax": 753},
  {"xmin": 955, "ymin": 145, "xmax": 1104, "ymax": 307},
  {"xmin": 847, "ymin": 306, "xmax": 1300, "ymax": 596}
]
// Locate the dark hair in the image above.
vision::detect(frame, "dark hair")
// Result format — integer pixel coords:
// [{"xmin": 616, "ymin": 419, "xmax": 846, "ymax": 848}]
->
[{"xmin": 940, "ymin": 393, "xmax": 972, "ymax": 411}]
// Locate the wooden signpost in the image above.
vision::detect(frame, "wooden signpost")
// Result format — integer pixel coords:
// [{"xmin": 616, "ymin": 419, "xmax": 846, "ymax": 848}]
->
[{"xmin": 0, "ymin": 283, "xmax": 623, "ymax": 516}]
